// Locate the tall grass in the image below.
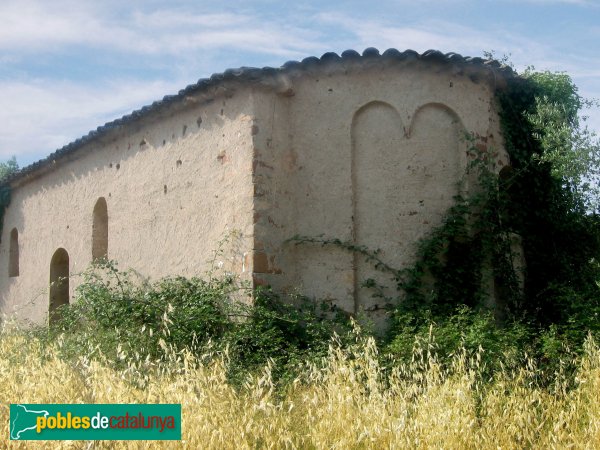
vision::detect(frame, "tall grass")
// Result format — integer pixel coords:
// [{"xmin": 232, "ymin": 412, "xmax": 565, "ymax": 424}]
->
[{"xmin": 1, "ymin": 328, "xmax": 600, "ymax": 449}]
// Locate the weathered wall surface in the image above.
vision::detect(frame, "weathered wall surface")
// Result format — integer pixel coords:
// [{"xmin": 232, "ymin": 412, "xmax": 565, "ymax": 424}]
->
[
  {"xmin": 251, "ymin": 58, "xmax": 508, "ymax": 324},
  {"xmin": 0, "ymin": 52, "xmax": 511, "ymax": 327},
  {"xmin": 0, "ymin": 91, "xmax": 255, "ymax": 324}
]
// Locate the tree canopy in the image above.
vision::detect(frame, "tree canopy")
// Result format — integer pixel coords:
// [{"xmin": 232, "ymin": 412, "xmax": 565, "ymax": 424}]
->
[{"xmin": 0, "ymin": 156, "xmax": 18, "ymax": 183}]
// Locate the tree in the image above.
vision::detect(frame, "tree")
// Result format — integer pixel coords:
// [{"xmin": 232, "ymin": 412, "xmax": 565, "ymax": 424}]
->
[
  {"xmin": 0, "ymin": 156, "xmax": 19, "ymax": 182},
  {"xmin": 524, "ymin": 70, "xmax": 600, "ymax": 212}
]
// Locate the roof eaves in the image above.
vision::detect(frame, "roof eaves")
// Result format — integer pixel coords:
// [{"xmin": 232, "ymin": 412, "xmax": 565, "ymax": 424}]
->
[{"xmin": 4, "ymin": 48, "xmax": 515, "ymax": 187}]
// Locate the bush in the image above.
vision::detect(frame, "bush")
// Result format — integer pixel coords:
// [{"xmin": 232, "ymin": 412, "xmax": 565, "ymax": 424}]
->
[
  {"xmin": 40, "ymin": 260, "xmax": 352, "ymax": 385},
  {"xmin": 45, "ymin": 260, "xmax": 233, "ymax": 361},
  {"xmin": 386, "ymin": 305, "xmax": 531, "ymax": 375},
  {"xmin": 4, "ymin": 327, "xmax": 600, "ymax": 448}
]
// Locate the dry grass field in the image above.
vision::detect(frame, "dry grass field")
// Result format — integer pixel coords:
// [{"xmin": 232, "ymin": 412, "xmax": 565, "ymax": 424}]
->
[{"xmin": 1, "ymin": 329, "xmax": 600, "ymax": 449}]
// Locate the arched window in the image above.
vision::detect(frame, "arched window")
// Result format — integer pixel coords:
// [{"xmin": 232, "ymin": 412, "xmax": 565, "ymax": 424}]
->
[
  {"xmin": 49, "ymin": 248, "xmax": 69, "ymax": 324},
  {"xmin": 8, "ymin": 228, "xmax": 19, "ymax": 277},
  {"xmin": 92, "ymin": 197, "xmax": 108, "ymax": 261}
]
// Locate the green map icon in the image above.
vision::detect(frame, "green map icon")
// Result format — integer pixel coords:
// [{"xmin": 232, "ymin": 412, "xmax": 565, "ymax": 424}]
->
[
  {"xmin": 10, "ymin": 404, "xmax": 49, "ymax": 440},
  {"xmin": 9, "ymin": 403, "xmax": 181, "ymax": 440}
]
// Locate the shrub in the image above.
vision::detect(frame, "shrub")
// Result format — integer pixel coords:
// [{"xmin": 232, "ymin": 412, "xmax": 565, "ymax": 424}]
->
[
  {"xmin": 3, "ymin": 327, "xmax": 600, "ymax": 448},
  {"xmin": 39, "ymin": 260, "xmax": 351, "ymax": 385}
]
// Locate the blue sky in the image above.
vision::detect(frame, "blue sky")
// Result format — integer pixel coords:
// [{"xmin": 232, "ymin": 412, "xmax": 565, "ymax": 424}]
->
[{"xmin": 1, "ymin": 0, "xmax": 599, "ymax": 166}]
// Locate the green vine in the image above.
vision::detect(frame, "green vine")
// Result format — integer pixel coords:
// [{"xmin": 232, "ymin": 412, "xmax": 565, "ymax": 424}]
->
[
  {"xmin": 495, "ymin": 70, "xmax": 600, "ymax": 334},
  {"xmin": 0, "ymin": 157, "xmax": 18, "ymax": 240},
  {"xmin": 290, "ymin": 67, "xmax": 600, "ymax": 348},
  {"xmin": 289, "ymin": 133, "xmax": 521, "ymax": 330},
  {"xmin": 0, "ymin": 184, "xmax": 11, "ymax": 240}
]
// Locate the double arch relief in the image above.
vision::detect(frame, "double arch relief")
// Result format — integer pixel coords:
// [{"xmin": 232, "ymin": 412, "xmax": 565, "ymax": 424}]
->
[{"xmin": 350, "ymin": 101, "xmax": 464, "ymax": 312}]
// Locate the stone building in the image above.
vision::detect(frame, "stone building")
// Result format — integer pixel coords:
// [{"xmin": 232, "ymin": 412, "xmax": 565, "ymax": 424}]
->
[{"xmin": 0, "ymin": 49, "xmax": 513, "ymax": 325}]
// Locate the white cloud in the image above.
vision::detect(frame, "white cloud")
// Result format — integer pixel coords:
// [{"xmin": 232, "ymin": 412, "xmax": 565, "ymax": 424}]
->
[
  {"xmin": 0, "ymin": 0, "xmax": 328, "ymax": 164},
  {"xmin": 312, "ymin": 12, "xmax": 600, "ymax": 133},
  {"xmin": 0, "ymin": 1, "xmax": 113, "ymax": 51},
  {"xmin": 1, "ymin": 0, "xmax": 599, "ymax": 164},
  {"xmin": 0, "ymin": 1, "xmax": 322, "ymax": 57},
  {"xmin": 0, "ymin": 78, "xmax": 181, "ymax": 164},
  {"xmin": 516, "ymin": 0, "xmax": 597, "ymax": 5},
  {"xmin": 313, "ymin": 13, "xmax": 548, "ymax": 65}
]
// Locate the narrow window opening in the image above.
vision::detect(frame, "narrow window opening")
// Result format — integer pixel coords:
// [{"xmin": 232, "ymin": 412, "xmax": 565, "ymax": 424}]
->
[
  {"xmin": 9, "ymin": 228, "xmax": 19, "ymax": 277},
  {"xmin": 49, "ymin": 248, "xmax": 69, "ymax": 324},
  {"xmin": 92, "ymin": 197, "xmax": 108, "ymax": 261}
]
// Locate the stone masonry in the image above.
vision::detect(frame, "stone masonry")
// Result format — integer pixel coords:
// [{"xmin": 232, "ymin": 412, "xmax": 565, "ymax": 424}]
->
[{"xmin": 0, "ymin": 49, "xmax": 513, "ymax": 326}]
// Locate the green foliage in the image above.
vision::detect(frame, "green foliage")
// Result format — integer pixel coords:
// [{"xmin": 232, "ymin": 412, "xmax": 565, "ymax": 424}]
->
[
  {"xmin": 388, "ymin": 68, "xmax": 600, "ymax": 366},
  {"xmin": 384, "ymin": 69, "xmax": 600, "ymax": 364},
  {"xmin": 523, "ymin": 70, "xmax": 600, "ymax": 210},
  {"xmin": 386, "ymin": 306, "xmax": 531, "ymax": 374},
  {"xmin": 39, "ymin": 260, "xmax": 352, "ymax": 385},
  {"xmin": 0, "ymin": 156, "xmax": 18, "ymax": 182},
  {"xmin": 29, "ymin": 65, "xmax": 600, "ymax": 392},
  {"xmin": 290, "ymin": 134, "xmax": 521, "ymax": 330},
  {"xmin": 497, "ymin": 70, "xmax": 600, "ymax": 335},
  {"xmin": 223, "ymin": 289, "xmax": 352, "ymax": 384},
  {"xmin": 292, "ymin": 66, "xmax": 600, "ymax": 371},
  {"xmin": 43, "ymin": 260, "xmax": 233, "ymax": 362},
  {"xmin": 0, "ymin": 156, "xmax": 17, "ymax": 238}
]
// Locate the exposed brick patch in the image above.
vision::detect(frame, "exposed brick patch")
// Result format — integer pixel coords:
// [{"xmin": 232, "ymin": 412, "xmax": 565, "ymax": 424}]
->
[
  {"xmin": 253, "ymin": 252, "xmax": 269, "ymax": 273},
  {"xmin": 253, "ymin": 275, "xmax": 268, "ymax": 287}
]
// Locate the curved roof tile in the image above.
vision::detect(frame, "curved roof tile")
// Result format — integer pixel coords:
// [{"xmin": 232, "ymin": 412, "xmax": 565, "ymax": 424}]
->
[{"xmin": 5, "ymin": 48, "xmax": 515, "ymax": 186}]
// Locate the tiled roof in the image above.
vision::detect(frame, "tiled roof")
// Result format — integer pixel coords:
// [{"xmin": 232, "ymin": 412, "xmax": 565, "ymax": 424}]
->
[{"xmin": 5, "ymin": 48, "xmax": 515, "ymax": 186}]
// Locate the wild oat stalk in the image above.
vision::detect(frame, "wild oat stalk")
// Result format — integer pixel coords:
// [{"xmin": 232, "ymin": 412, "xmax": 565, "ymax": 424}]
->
[{"xmin": 1, "ymin": 328, "xmax": 599, "ymax": 449}]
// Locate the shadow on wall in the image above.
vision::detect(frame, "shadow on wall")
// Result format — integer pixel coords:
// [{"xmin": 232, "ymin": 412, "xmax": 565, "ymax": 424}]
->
[
  {"xmin": 92, "ymin": 197, "xmax": 108, "ymax": 261},
  {"xmin": 9, "ymin": 228, "xmax": 18, "ymax": 277},
  {"xmin": 351, "ymin": 100, "xmax": 463, "ymax": 315},
  {"xmin": 49, "ymin": 248, "xmax": 69, "ymax": 324}
]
